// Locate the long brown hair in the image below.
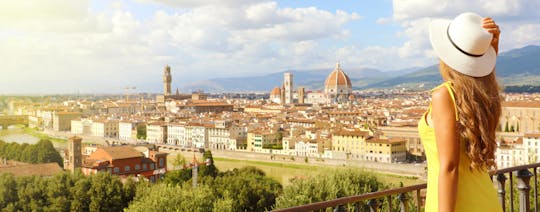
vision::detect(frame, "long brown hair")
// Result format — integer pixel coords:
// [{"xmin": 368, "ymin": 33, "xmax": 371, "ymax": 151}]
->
[{"xmin": 439, "ymin": 61, "xmax": 502, "ymax": 171}]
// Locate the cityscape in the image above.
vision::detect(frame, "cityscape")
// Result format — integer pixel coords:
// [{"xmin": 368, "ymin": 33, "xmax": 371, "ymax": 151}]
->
[{"xmin": 1, "ymin": 1, "xmax": 540, "ymax": 211}]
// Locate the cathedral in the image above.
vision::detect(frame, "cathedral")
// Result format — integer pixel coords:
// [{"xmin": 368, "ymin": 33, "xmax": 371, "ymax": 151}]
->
[{"xmin": 270, "ymin": 62, "xmax": 354, "ymax": 105}]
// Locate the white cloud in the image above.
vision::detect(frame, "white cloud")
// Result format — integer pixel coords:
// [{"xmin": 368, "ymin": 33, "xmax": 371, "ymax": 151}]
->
[
  {"xmin": 0, "ymin": 0, "xmax": 363, "ymax": 94},
  {"xmin": 1, "ymin": 0, "xmax": 539, "ymax": 94},
  {"xmin": 387, "ymin": 0, "xmax": 540, "ymax": 67}
]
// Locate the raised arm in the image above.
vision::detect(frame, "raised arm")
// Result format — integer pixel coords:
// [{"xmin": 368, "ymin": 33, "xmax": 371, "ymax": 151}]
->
[{"xmin": 431, "ymin": 86, "xmax": 460, "ymax": 212}]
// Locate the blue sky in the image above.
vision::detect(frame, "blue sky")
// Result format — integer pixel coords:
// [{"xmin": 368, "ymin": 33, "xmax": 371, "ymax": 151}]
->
[{"xmin": 1, "ymin": 0, "xmax": 539, "ymax": 94}]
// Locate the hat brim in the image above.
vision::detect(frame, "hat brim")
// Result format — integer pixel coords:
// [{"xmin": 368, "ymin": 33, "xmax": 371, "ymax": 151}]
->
[{"xmin": 429, "ymin": 19, "xmax": 496, "ymax": 77}]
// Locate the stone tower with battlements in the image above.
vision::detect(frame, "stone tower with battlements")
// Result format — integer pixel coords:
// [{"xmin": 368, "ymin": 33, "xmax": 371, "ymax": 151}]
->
[
  {"xmin": 284, "ymin": 72, "xmax": 293, "ymax": 104},
  {"xmin": 64, "ymin": 136, "xmax": 82, "ymax": 172},
  {"xmin": 163, "ymin": 65, "xmax": 172, "ymax": 96}
]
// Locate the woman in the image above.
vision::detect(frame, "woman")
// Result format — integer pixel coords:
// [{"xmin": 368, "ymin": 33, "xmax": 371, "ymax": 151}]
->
[{"xmin": 420, "ymin": 12, "xmax": 502, "ymax": 212}]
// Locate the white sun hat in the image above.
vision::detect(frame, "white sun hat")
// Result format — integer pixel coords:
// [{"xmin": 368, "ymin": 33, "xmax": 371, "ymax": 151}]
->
[{"xmin": 429, "ymin": 12, "xmax": 496, "ymax": 77}]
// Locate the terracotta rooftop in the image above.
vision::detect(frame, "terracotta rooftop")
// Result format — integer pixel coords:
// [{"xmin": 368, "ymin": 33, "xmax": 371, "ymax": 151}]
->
[
  {"xmin": 324, "ymin": 63, "xmax": 352, "ymax": 88},
  {"xmin": 0, "ymin": 162, "xmax": 63, "ymax": 177},
  {"xmin": 333, "ymin": 129, "xmax": 370, "ymax": 137},
  {"xmin": 503, "ymin": 101, "xmax": 540, "ymax": 108},
  {"xmin": 367, "ymin": 137, "xmax": 406, "ymax": 144},
  {"xmin": 91, "ymin": 146, "xmax": 144, "ymax": 160}
]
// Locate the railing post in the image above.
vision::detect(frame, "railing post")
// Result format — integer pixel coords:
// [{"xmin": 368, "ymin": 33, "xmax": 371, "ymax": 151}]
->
[
  {"xmin": 354, "ymin": 202, "xmax": 361, "ymax": 212},
  {"xmin": 387, "ymin": 196, "xmax": 392, "ymax": 212},
  {"xmin": 368, "ymin": 199, "xmax": 380, "ymax": 212},
  {"xmin": 333, "ymin": 205, "xmax": 346, "ymax": 212},
  {"xmin": 516, "ymin": 169, "xmax": 533, "ymax": 212},
  {"xmin": 496, "ymin": 173, "xmax": 507, "ymax": 211},
  {"xmin": 398, "ymin": 193, "xmax": 409, "ymax": 212}
]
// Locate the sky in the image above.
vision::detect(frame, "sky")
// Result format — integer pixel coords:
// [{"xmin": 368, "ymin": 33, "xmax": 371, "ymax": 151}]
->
[{"xmin": 1, "ymin": 0, "xmax": 539, "ymax": 94}]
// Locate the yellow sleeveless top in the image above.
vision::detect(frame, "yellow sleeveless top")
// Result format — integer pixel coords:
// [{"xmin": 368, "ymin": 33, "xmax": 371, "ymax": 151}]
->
[{"xmin": 418, "ymin": 81, "xmax": 501, "ymax": 212}]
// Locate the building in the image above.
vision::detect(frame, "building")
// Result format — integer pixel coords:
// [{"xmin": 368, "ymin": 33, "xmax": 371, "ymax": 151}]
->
[
  {"xmin": 364, "ymin": 137, "xmax": 407, "ymax": 163},
  {"xmin": 64, "ymin": 136, "xmax": 82, "ymax": 172},
  {"xmin": 146, "ymin": 122, "xmax": 168, "ymax": 144},
  {"xmin": 295, "ymin": 140, "xmax": 319, "ymax": 157},
  {"xmin": 496, "ymin": 137, "xmax": 526, "ymax": 168},
  {"xmin": 163, "ymin": 65, "xmax": 172, "ymax": 96},
  {"xmin": 324, "ymin": 63, "xmax": 352, "ymax": 103},
  {"xmin": 284, "ymin": 72, "xmax": 293, "ymax": 104},
  {"xmin": 207, "ymin": 124, "xmax": 231, "ymax": 150},
  {"xmin": 501, "ymin": 101, "xmax": 540, "ymax": 134},
  {"xmin": 270, "ymin": 87, "xmax": 282, "ymax": 104},
  {"xmin": 167, "ymin": 122, "xmax": 186, "ymax": 146},
  {"xmin": 247, "ymin": 129, "xmax": 281, "ymax": 152},
  {"xmin": 81, "ymin": 145, "xmax": 167, "ymax": 182},
  {"xmin": 191, "ymin": 124, "xmax": 208, "ymax": 148},
  {"xmin": 91, "ymin": 119, "xmax": 119, "ymax": 138},
  {"xmin": 119, "ymin": 121, "xmax": 142, "ymax": 141},
  {"xmin": 207, "ymin": 121, "xmax": 245, "ymax": 150},
  {"xmin": 297, "ymin": 87, "xmax": 305, "ymax": 104},
  {"xmin": 331, "ymin": 129, "xmax": 369, "ymax": 160},
  {"xmin": 379, "ymin": 126, "xmax": 424, "ymax": 160},
  {"xmin": 71, "ymin": 118, "xmax": 93, "ymax": 135},
  {"xmin": 53, "ymin": 112, "xmax": 81, "ymax": 131},
  {"xmin": 524, "ymin": 133, "xmax": 540, "ymax": 163},
  {"xmin": 183, "ymin": 102, "xmax": 234, "ymax": 113}
]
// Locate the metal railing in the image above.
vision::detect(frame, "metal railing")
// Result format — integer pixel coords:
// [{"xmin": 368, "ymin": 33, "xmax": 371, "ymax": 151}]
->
[{"xmin": 273, "ymin": 162, "xmax": 540, "ymax": 212}]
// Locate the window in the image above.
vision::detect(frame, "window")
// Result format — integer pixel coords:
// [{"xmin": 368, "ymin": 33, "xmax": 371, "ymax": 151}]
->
[
  {"xmin": 143, "ymin": 163, "xmax": 147, "ymax": 170},
  {"xmin": 150, "ymin": 163, "xmax": 155, "ymax": 170},
  {"xmin": 114, "ymin": 167, "xmax": 119, "ymax": 173},
  {"xmin": 135, "ymin": 164, "xmax": 141, "ymax": 170},
  {"xmin": 125, "ymin": 166, "xmax": 130, "ymax": 172},
  {"xmin": 159, "ymin": 158, "xmax": 164, "ymax": 167}
]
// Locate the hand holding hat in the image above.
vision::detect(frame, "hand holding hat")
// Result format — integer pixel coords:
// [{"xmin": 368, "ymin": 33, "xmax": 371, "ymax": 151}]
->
[
  {"xmin": 429, "ymin": 12, "xmax": 499, "ymax": 77},
  {"xmin": 482, "ymin": 17, "xmax": 500, "ymax": 54}
]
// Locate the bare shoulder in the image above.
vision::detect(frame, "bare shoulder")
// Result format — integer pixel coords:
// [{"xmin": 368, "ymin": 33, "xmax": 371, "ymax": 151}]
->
[
  {"xmin": 431, "ymin": 85, "xmax": 455, "ymax": 115},
  {"xmin": 431, "ymin": 86, "xmax": 453, "ymax": 105}
]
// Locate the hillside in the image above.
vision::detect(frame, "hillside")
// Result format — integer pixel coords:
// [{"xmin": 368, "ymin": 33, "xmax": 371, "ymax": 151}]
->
[
  {"xmin": 180, "ymin": 45, "xmax": 540, "ymax": 92},
  {"xmin": 181, "ymin": 67, "xmax": 396, "ymax": 92},
  {"xmin": 366, "ymin": 45, "xmax": 540, "ymax": 89}
]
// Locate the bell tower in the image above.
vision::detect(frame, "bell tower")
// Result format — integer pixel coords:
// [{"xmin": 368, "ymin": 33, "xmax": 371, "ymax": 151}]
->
[{"xmin": 163, "ymin": 65, "xmax": 172, "ymax": 96}]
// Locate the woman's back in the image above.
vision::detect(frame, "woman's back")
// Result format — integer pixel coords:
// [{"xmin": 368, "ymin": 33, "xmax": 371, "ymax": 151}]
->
[{"xmin": 419, "ymin": 81, "xmax": 501, "ymax": 212}]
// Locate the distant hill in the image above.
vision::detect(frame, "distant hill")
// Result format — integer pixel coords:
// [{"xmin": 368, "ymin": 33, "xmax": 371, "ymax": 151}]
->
[
  {"xmin": 180, "ymin": 45, "xmax": 540, "ymax": 92},
  {"xmin": 365, "ymin": 45, "xmax": 540, "ymax": 89},
  {"xmin": 181, "ymin": 67, "xmax": 397, "ymax": 92}
]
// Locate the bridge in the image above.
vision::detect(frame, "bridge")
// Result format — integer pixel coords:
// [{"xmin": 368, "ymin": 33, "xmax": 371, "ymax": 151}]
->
[{"xmin": 0, "ymin": 115, "xmax": 28, "ymax": 129}]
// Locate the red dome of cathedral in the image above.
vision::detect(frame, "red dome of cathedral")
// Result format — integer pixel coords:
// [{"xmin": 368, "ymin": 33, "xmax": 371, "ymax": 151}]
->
[
  {"xmin": 324, "ymin": 63, "xmax": 352, "ymax": 95},
  {"xmin": 270, "ymin": 87, "xmax": 281, "ymax": 96}
]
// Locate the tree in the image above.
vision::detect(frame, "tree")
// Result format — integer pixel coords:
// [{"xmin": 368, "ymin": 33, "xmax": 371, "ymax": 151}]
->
[
  {"xmin": 274, "ymin": 168, "xmax": 384, "ymax": 210},
  {"xmin": 16, "ymin": 175, "xmax": 48, "ymax": 211},
  {"xmin": 69, "ymin": 174, "xmax": 91, "ymax": 212},
  {"xmin": 201, "ymin": 150, "xmax": 218, "ymax": 178},
  {"xmin": 171, "ymin": 154, "xmax": 187, "ymax": 170},
  {"xmin": 136, "ymin": 125, "xmax": 147, "ymax": 140},
  {"xmin": 0, "ymin": 173, "xmax": 18, "ymax": 209},
  {"xmin": 0, "ymin": 139, "xmax": 62, "ymax": 166},
  {"xmin": 88, "ymin": 172, "xmax": 125, "ymax": 211},
  {"xmin": 164, "ymin": 168, "xmax": 193, "ymax": 186},
  {"xmin": 35, "ymin": 139, "xmax": 63, "ymax": 167},
  {"xmin": 126, "ymin": 183, "xmax": 232, "ymax": 212},
  {"xmin": 46, "ymin": 172, "xmax": 74, "ymax": 211},
  {"xmin": 207, "ymin": 167, "xmax": 283, "ymax": 211},
  {"xmin": 505, "ymin": 121, "xmax": 509, "ymax": 132}
]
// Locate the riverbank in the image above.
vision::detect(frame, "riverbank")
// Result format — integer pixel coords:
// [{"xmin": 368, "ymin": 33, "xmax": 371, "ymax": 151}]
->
[
  {"xmin": 165, "ymin": 149, "xmax": 425, "ymax": 187},
  {"xmin": 0, "ymin": 127, "xmax": 67, "ymax": 148}
]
